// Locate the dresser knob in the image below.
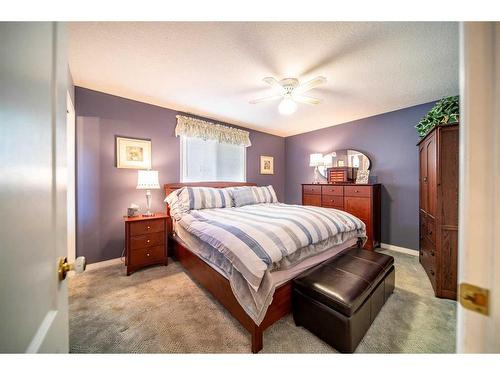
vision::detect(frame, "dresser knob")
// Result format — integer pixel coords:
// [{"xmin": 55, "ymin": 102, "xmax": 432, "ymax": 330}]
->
[
  {"xmin": 146, "ymin": 239, "xmax": 150, "ymax": 243},
  {"xmin": 147, "ymin": 226, "xmax": 151, "ymax": 229},
  {"xmin": 355, "ymin": 190, "xmax": 359, "ymax": 193},
  {"xmin": 430, "ymin": 270, "xmax": 435, "ymax": 276},
  {"xmin": 147, "ymin": 253, "xmax": 150, "ymax": 257}
]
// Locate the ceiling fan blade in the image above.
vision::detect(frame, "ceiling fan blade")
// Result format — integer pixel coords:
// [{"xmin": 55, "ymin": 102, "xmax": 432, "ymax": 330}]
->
[
  {"xmin": 262, "ymin": 77, "xmax": 286, "ymax": 94},
  {"xmin": 295, "ymin": 76, "xmax": 327, "ymax": 94},
  {"xmin": 293, "ymin": 95, "xmax": 321, "ymax": 105},
  {"xmin": 249, "ymin": 95, "xmax": 283, "ymax": 104}
]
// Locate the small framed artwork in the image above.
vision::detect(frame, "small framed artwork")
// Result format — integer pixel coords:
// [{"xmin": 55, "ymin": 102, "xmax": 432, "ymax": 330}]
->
[
  {"xmin": 356, "ymin": 170, "xmax": 370, "ymax": 184},
  {"xmin": 260, "ymin": 155, "xmax": 274, "ymax": 175},
  {"xmin": 116, "ymin": 136, "xmax": 152, "ymax": 169}
]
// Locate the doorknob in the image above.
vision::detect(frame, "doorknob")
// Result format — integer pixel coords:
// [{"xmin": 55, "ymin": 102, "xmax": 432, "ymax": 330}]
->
[{"xmin": 58, "ymin": 256, "xmax": 86, "ymax": 281}]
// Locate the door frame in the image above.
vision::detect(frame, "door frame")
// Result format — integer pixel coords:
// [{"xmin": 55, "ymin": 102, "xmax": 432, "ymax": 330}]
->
[
  {"xmin": 67, "ymin": 90, "xmax": 76, "ymax": 263},
  {"xmin": 457, "ymin": 22, "xmax": 500, "ymax": 353}
]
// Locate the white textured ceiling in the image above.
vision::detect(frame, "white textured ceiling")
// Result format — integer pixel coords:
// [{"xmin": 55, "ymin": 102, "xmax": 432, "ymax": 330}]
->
[{"xmin": 69, "ymin": 22, "xmax": 459, "ymax": 137}]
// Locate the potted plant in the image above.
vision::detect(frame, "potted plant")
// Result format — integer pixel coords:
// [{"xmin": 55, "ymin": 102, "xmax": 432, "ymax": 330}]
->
[{"xmin": 415, "ymin": 95, "xmax": 459, "ymax": 137}]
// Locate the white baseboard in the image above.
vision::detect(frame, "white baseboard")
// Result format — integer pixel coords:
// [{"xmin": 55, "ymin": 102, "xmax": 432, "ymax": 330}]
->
[
  {"xmin": 380, "ymin": 243, "xmax": 418, "ymax": 256},
  {"xmin": 68, "ymin": 257, "xmax": 122, "ymax": 277},
  {"xmin": 86, "ymin": 257, "xmax": 122, "ymax": 270}
]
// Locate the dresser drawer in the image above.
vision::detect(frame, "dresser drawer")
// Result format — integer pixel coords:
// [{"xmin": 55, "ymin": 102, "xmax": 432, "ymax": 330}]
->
[
  {"xmin": 303, "ymin": 185, "xmax": 321, "ymax": 195},
  {"xmin": 322, "ymin": 195, "xmax": 344, "ymax": 209},
  {"xmin": 344, "ymin": 196, "xmax": 370, "ymax": 221},
  {"xmin": 130, "ymin": 218, "xmax": 165, "ymax": 236},
  {"xmin": 321, "ymin": 185, "xmax": 344, "ymax": 196},
  {"xmin": 344, "ymin": 185, "xmax": 371, "ymax": 198},
  {"xmin": 129, "ymin": 245, "xmax": 165, "ymax": 266},
  {"xmin": 130, "ymin": 231, "xmax": 165, "ymax": 250},
  {"xmin": 303, "ymin": 194, "xmax": 321, "ymax": 207}
]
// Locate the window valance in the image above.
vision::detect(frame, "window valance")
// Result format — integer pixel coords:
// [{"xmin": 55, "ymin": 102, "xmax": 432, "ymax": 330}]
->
[{"xmin": 175, "ymin": 115, "xmax": 251, "ymax": 147}]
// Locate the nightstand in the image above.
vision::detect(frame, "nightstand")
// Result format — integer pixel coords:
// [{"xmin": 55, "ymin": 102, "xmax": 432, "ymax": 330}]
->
[{"xmin": 124, "ymin": 213, "xmax": 168, "ymax": 275}]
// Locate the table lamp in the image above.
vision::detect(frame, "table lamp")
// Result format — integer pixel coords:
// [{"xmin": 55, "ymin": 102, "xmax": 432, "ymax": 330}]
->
[
  {"xmin": 136, "ymin": 170, "xmax": 160, "ymax": 217},
  {"xmin": 309, "ymin": 153, "xmax": 324, "ymax": 184}
]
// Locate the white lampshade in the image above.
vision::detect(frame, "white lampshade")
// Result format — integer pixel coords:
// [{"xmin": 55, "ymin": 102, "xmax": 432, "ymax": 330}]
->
[
  {"xmin": 136, "ymin": 170, "xmax": 160, "ymax": 189},
  {"xmin": 309, "ymin": 153, "xmax": 324, "ymax": 167},
  {"xmin": 323, "ymin": 154, "xmax": 334, "ymax": 167}
]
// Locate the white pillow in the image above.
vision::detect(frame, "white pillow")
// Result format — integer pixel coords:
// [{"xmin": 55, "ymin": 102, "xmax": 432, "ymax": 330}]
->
[{"xmin": 251, "ymin": 185, "xmax": 278, "ymax": 204}]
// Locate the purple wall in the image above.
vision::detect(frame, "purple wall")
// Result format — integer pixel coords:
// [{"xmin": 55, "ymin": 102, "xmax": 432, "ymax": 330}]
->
[
  {"xmin": 75, "ymin": 87, "xmax": 285, "ymax": 263},
  {"xmin": 285, "ymin": 102, "xmax": 436, "ymax": 251}
]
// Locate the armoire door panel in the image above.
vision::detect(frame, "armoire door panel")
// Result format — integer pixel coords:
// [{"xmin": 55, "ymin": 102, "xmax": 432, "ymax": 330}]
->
[
  {"xmin": 419, "ymin": 144, "xmax": 428, "ymax": 213},
  {"xmin": 440, "ymin": 228, "xmax": 458, "ymax": 293},
  {"xmin": 426, "ymin": 134, "xmax": 437, "ymax": 218}
]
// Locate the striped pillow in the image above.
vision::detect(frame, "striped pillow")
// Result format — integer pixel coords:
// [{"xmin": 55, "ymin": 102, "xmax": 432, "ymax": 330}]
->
[
  {"xmin": 178, "ymin": 186, "xmax": 233, "ymax": 210},
  {"xmin": 232, "ymin": 187, "xmax": 258, "ymax": 207},
  {"xmin": 251, "ymin": 185, "xmax": 278, "ymax": 204},
  {"xmin": 164, "ymin": 189, "xmax": 188, "ymax": 221}
]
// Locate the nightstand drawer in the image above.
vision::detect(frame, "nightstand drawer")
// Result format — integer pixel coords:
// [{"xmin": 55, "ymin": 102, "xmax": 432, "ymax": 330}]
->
[
  {"xmin": 129, "ymin": 245, "xmax": 165, "ymax": 266},
  {"xmin": 130, "ymin": 218, "xmax": 164, "ymax": 236},
  {"xmin": 130, "ymin": 231, "xmax": 165, "ymax": 250}
]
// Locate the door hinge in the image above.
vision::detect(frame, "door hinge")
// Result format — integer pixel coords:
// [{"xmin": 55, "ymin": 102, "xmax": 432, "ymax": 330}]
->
[{"xmin": 459, "ymin": 283, "xmax": 489, "ymax": 316}]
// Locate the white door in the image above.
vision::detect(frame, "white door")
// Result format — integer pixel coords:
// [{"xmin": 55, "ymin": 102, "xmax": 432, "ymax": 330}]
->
[
  {"xmin": 0, "ymin": 22, "xmax": 70, "ymax": 352},
  {"xmin": 457, "ymin": 22, "xmax": 500, "ymax": 352}
]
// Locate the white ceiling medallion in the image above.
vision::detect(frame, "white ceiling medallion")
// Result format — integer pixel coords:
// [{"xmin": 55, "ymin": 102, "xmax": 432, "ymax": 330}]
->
[{"xmin": 250, "ymin": 76, "xmax": 327, "ymax": 115}]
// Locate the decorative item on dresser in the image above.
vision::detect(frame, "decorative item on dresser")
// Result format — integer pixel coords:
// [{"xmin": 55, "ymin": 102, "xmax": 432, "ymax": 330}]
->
[
  {"xmin": 418, "ymin": 123, "xmax": 458, "ymax": 300},
  {"xmin": 302, "ymin": 183, "xmax": 381, "ymax": 250},
  {"xmin": 124, "ymin": 213, "xmax": 168, "ymax": 275},
  {"xmin": 327, "ymin": 166, "xmax": 357, "ymax": 183}
]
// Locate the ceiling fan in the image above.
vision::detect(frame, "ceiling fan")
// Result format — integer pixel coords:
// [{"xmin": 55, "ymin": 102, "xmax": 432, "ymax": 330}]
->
[{"xmin": 249, "ymin": 76, "xmax": 327, "ymax": 115}]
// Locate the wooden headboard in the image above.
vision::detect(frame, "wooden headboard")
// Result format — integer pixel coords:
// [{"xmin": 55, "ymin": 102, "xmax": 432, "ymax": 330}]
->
[{"xmin": 164, "ymin": 181, "xmax": 257, "ymax": 233}]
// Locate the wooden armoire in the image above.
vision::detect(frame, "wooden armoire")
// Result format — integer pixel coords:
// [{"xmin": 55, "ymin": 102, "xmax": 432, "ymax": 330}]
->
[{"xmin": 418, "ymin": 123, "xmax": 458, "ymax": 300}]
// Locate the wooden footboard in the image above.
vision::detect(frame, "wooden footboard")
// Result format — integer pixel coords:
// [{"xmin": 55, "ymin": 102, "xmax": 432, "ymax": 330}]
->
[{"xmin": 171, "ymin": 236, "xmax": 291, "ymax": 353}]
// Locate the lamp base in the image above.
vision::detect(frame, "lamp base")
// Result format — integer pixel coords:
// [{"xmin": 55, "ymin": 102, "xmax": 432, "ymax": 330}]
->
[
  {"xmin": 312, "ymin": 166, "xmax": 321, "ymax": 184},
  {"xmin": 143, "ymin": 189, "xmax": 154, "ymax": 217}
]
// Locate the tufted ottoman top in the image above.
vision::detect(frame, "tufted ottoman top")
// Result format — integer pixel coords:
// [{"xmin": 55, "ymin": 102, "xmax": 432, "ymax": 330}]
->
[{"xmin": 293, "ymin": 247, "xmax": 394, "ymax": 316}]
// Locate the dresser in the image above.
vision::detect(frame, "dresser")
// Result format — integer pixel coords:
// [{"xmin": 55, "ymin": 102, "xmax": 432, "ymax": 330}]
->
[
  {"xmin": 302, "ymin": 183, "xmax": 381, "ymax": 250},
  {"xmin": 124, "ymin": 213, "xmax": 168, "ymax": 275},
  {"xmin": 418, "ymin": 124, "xmax": 458, "ymax": 299}
]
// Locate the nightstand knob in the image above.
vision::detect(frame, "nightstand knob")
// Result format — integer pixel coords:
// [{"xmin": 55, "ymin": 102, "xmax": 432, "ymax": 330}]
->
[
  {"xmin": 147, "ymin": 226, "xmax": 151, "ymax": 229},
  {"xmin": 147, "ymin": 253, "xmax": 150, "ymax": 257},
  {"xmin": 146, "ymin": 239, "xmax": 150, "ymax": 243}
]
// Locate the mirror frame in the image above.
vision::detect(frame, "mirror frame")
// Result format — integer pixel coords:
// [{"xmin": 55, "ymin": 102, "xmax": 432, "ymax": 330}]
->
[{"xmin": 318, "ymin": 149, "xmax": 371, "ymax": 178}]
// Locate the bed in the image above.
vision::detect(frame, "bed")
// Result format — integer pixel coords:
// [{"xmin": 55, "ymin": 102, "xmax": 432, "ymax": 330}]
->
[{"xmin": 164, "ymin": 182, "xmax": 366, "ymax": 353}]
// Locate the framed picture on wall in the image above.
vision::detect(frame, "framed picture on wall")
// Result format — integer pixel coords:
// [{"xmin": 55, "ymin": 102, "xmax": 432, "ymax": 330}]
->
[
  {"xmin": 116, "ymin": 136, "xmax": 152, "ymax": 169},
  {"xmin": 260, "ymin": 155, "xmax": 274, "ymax": 175}
]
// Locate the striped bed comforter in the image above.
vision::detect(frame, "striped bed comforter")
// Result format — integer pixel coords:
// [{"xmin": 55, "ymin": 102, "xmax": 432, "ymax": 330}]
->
[{"xmin": 178, "ymin": 203, "xmax": 366, "ymax": 292}]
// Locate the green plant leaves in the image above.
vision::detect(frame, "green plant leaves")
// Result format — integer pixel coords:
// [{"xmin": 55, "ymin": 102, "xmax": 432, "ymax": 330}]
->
[{"xmin": 415, "ymin": 95, "xmax": 459, "ymax": 137}]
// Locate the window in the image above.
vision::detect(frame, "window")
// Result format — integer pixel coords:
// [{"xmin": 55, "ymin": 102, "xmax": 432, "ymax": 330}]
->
[{"xmin": 181, "ymin": 136, "xmax": 246, "ymax": 182}]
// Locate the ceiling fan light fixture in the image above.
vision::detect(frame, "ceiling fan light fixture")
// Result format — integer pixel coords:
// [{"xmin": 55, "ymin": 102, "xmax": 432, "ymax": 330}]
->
[{"xmin": 278, "ymin": 97, "xmax": 297, "ymax": 115}]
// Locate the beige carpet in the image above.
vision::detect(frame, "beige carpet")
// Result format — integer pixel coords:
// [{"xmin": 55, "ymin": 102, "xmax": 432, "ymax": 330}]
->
[{"xmin": 69, "ymin": 249, "xmax": 456, "ymax": 353}]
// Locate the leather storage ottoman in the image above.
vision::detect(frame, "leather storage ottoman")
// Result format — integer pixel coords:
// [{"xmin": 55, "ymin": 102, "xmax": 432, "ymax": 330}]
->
[{"xmin": 292, "ymin": 247, "xmax": 395, "ymax": 353}]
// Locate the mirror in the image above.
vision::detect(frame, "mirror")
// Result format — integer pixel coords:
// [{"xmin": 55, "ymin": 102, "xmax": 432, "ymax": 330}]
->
[{"xmin": 318, "ymin": 149, "xmax": 371, "ymax": 178}]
